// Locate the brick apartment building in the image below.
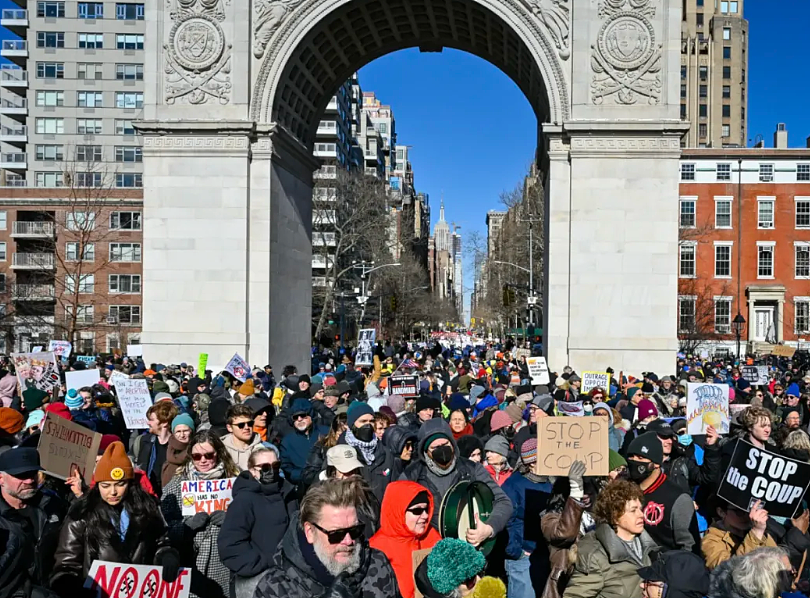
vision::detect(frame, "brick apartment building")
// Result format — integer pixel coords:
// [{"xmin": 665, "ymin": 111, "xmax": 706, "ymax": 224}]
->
[
  {"xmin": 678, "ymin": 126, "xmax": 810, "ymax": 356},
  {"xmin": 0, "ymin": 186, "xmax": 142, "ymax": 354}
]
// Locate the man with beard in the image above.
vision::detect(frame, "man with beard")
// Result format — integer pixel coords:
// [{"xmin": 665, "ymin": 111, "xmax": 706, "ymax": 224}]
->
[
  {"xmin": 0, "ymin": 448, "xmax": 67, "ymax": 598},
  {"xmin": 280, "ymin": 399, "xmax": 330, "ymax": 486},
  {"xmin": 255, "ymin": 478, "xmax": 399, "ymax": 598}
]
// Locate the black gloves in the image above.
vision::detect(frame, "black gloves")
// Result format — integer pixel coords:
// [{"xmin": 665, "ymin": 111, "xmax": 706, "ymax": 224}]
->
[
  {"xmin": 159, "ymin": 549, "xmax": 181, "ymax": 583},
  {"xmin": 185, "ymin": 511, "xmax": 210, "ymax": 532},
  {"xmin": 209, "ymin": 510, "xmax": 227, "ymax": 527}
]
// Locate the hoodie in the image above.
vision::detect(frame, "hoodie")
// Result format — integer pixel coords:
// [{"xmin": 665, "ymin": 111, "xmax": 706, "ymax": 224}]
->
[
  {"xmin": 207, "ymin": 398, "xmax": 230, "ymax": 438},
  {"xmin": 382, "ymin": 425, "xmax": 417, "ymax": 480},
  {"xmin": 369, "ymin": 481, "xmax": 442, "ymax": 598},
  {"xmin": 221, "ymin": 433, "xmax": 263, "ymax": 471},
  {"xmin": 594, "ymin": 401, "xmax": 625, "ymax": 452}
]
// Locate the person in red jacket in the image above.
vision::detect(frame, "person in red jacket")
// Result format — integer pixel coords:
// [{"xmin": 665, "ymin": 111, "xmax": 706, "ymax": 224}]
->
[{"xmin": 370, "ymin": 481, "xmax": 442, "ymax": 598}]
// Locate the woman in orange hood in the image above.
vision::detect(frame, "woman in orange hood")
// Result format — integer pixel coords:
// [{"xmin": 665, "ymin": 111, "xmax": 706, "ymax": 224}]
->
[{"xmin": 370, "ymin": 480, "xmax": 442, "ymax": 598}]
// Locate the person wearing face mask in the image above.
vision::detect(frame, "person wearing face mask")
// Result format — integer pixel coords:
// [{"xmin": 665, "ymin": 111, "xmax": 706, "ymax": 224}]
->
[
  {"xmin": 338, "ymin": 402, "xmax": 393, "ymax": 500},
  {"xmin": 645, "ymin": 419, "xmax": 720, "ymax": 496},
  {"xmin": 625, "ymin": 432, "xmax": 701, "ymax": 554},
  {"xmin": 218, "ymin": 446, "xmax": 298, "ymax": 596}
]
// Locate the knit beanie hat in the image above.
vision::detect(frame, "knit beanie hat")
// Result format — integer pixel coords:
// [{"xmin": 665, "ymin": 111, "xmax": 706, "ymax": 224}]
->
[
  {"xmin": 637, "ymin": 399, "xmax": 658, "ymax": 420},
  {"xmin": 98, "ymin": 434, "xmax": 122, "ymax": 455},
  {"xmin": 426, "ymin": 538, "xmax": 486, "ymax": 594},
  {"xmin": 171, "ymin": 412, "xmax": 196, "ymax": 433},
  {"xmin": 415, "ymin": 395, "xmax": 440, "ymax": 413},
  {"xmin": 0, "ymin": 407, "xmax": 24, "ymax": 435},
  {"xmin": 152, "ymin": 380, "xmax": 170, "ymax": 395},
  {"xmin": 484, "ymin": 435, "xmax": 510, "ymax": 459},
  {"xmin": 469, "ymin": 385, "xmax": 486, "ymax": 403},
  {"xmin": 25, "ymin": 409, "xmax": 45, "ymax": 430},
  {"xmin": 65, "ymin": 388, "xmax": 83, "ymax": 410},
  {"xmin": 347, "ymin": 401, "xmax": 374, "ymax": 429},
  {"xmin": 239, "ymin": 379, "xmax": 255, "ymax": 396},
  {"xmin": 608, "ymin": 449, "xmax": 626, "ymax": 472},
  {"xmin": 505, "ymin": 403, "xmax": 523, "ymax": 424},
  {"xmin": 324, "ymin": 385, "xmax": 341, "ymax": 397},
  {"xmin": 94, "ymin": 441, "xmax": 134, "ymax": 482},
  {"xmin": 448, "ymin": 393, "xmax": 470, "ymax": 412},
  {"xmin": 22, "ymin": 387, "xmax": 47, "ymax": 411},
  {"xmin": 520, "ymin": 438, "xmax": 538, "ymax": 465},
  {"xmin": 787, "ymin": 383, "xmax": 801, "ymax": 398},
  {"xmin": 45, "ymin": 402, "xmax": 73, "ymax": 421},
  {"xmin": 489, "ymin": 410, "xmax": 512, "ymax": 432}
]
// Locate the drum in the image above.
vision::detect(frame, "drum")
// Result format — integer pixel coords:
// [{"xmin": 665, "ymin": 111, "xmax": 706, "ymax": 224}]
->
[{"xmin": 438, "ymin": 480, "xmax": 496, "ymax": 556}]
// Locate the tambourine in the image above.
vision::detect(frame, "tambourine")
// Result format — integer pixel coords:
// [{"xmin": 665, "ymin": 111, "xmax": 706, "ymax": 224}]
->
[{"xmin": 438, "ymin": 480, "xmax": 496, "ymax": 556}]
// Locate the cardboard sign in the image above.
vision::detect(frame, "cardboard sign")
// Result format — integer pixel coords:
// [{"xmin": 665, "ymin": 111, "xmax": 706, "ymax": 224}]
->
[
  {"xmin": 76, "ymin": 355, "xmax": 97, "ymax": 366},
  {"xmin": 181, "ymin": 478, "xmax": 235, "ymax": 516},
  {"xmin": 225, "ymin": 353, "xmax": 250, "ymax": 382},
  {"xmin": 581, "ymin": 371, "xmax": 611, "ymax": 395},
  {"xmin": 389, "ymin": 375, "xmax": 419, "ymax": 397},
  {"xmin": 198, "ymin": 353, "xmax": 208, "ymax": 376},
  {"xmin": 718, "ymin": 439, "xmax": 810, "ymax": 518},
  {"xmin": 116, "ymin": 379, "xmax": 152, "ymax": 429},
  {"xmin": 686, "ymin": 382, "xmax": 730, "ymax": 434},
  {"xmin": 108, "ymin": 369, "xmax": 130, "ymax": 387},
  {"xmin": 526, "ymin": 356, "xmax": 550, "ymax": 385},
  {"xmin": 65, "ymin": 369, "xmax": 101, "ymax": 392},
  {"xmin": 11, "ymin": 352, "xmax": 60, "ymax": 393},
  {"xmin": 48, "ymin": 340, "xmax": 72, "ymax": 359},
  {"xmin": 741, "ymin": 365, "xmax": 769, "ymax": 386},
  {"xmin": 537, "ymin": 417, "xmax": 608, "ymax": 476},
  {"xmin": 37, "ymin": 412, "xmax": 101, "ymax": 481},
  {"xmin": 772, "ymin": 345, "xmax": 796, "ymax": 358},
  {"xmin": 355, "ymin": 329, "xmax": 376, "ymax": 367},
  {"xmin": 84, "ymin": 560, "xmax": 191, "ymax": 598},
  {"xmin": 127, "ymin": 344, "xmax": 143, "ymax": 357}
]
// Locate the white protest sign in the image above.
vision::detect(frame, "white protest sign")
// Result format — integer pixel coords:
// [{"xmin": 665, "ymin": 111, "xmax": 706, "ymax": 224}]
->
[
  {"xmin": 48, "ymin": 340, "xmax": 72, "ymax": 359},
  {"xmin": 355, "ymin": 329, "xmax": 376, "ymax": 367},
  {"xmin": 741, "ymin": 365, "xmax": 769, "ymax": 386},
  {"xmin": 181, "ymin": 478, "xmax": 235, "ymax": 516},
  {"xmin": 225, "ymin": 353, "xmax": 250, "ymax": 382},
  {"xmin": 581, "ymin": 371, "xmax": 611, "ymax": 394},
  {"xmin": 116, "ymin": 378, "xmax": 152, "ymax": 429},
  {"xmin": 84, "ymin": 560, "xmax": 191, "ymax": 598},
  {"xmin": 65, "ymin": 369, "xmax": 101, "ymax": 392},
  {"xmin": 127, "ymin": 344, "xmax": 143, "ymax": 357},
  {"xmin": 12, "ymin": 352, "xmax": 60, "ymax": 392},
  {"xmin": 526, "ymin": 356, "xmax": 550, "ymax": 385},
  {"xmin": 686, "ymin": 382, "xmax": 730, "ymax": 435},
  {"xmin": 108, "ymin": 369, "xmax": 130, "ymax": 387}
]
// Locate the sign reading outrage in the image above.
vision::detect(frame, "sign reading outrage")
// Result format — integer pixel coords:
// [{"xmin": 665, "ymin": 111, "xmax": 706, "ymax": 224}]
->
[
  {"xmin": 718, "ymin": 439, "xmax": 810, "ymax": 518},
  {"xmin": 537, "ymin": 417, "xmax": 608, "ymax": 476},
  {"xmin": 581, "ymin": 371, "xmax": 610, "ymax": 395}
]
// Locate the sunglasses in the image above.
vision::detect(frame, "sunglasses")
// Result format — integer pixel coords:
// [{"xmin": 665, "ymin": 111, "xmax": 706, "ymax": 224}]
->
[
  {"xmin": 191, "ymin": 451, "xmax": 216, "ymax": 461},
  {"xmin": 407, "ymin": 506, "xmax": 429, "ymax": 516},
  {"xmin": 232, "ymin": 420, "xmax": 255, "ymax": 429},
  {"xmin": 293, "ymin": 413, "xmax": 310, "ymax": 421},
  {"xmin": 309, "ymin": 521, "xmax": 364, "ymax": 544},
  {"xmin": 256, "ymin": 462, "xmax": 281, "ymax": 472}
]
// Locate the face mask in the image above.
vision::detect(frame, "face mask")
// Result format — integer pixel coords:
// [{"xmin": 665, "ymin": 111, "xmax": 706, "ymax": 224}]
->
[
  {"xmin": 678, "ymin": 434, "xmax": 693, "ymax": 447},
  {"xmin": 353, "ymin": 424, "xmax": 375, "ymax": 443},
  {"xmin": 259, "ymin": 469, "xmax": 278, "ymax": 485},
  {"xmin": 431, "ymin": 445, "xmax": 454, "ymax": 467},
  {"xmin": 584, "ymin": 404, "xmax": 593, "ymax": 415},
  {"xmin": 627, "ymin": 460, "xmax": 654, "ymax": 483}
]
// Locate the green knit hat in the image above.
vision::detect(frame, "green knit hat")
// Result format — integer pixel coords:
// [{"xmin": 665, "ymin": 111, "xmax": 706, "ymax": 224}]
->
[
  {"xmin": 427, "ymin": 538, "xmax": 486, "ymax": 594},
  {"xmin": 608, "ymin": 449, "xmax": 626, "ymax": 472}
]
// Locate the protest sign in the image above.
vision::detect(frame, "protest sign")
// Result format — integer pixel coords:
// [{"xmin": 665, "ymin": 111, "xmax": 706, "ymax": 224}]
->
[
  {"xmin": 412, "ymin": 548, "xmax": 433, "ymax": 598},
  {"xmin": 198, "ymin": 353, "xmax": 208, "ymax": 376},
  {"xmin": 686, "ymin": 382, "xmax": 730, "ymax": 435},
  {"xmin": 126, "ymin": 344, "xmax": 143, "ymax": 357},
  {"xmin": 537, "ymin": 417, "xmax": 608, "ymax": 476},
  {"xmin": 11, "ymin": 352, "xmax": 60, "ymax": 393},
  {"xmin": 514, "ymin": 348, "xmax": 530, "ymax": 359},
  {"xmin": 116, "ymin": 379, "xmax": 152, "ymax": 429},
  {"xmin": 65, "ymin": 369, "xmax": 101, "ymax": 392},
  {"xmin": 31, "ymin": 346, "xmax": 43, "ymax": 353},
  {"xmin": 581, "ymin": 371, "xmax": 611, "ymax": 395},
  {"xmin": 48, "ymin": 340, "xmax": 72, "ymax": 359},
  {"xmin": 108, "ymin": 369, "xmax": 130, "ymax": 387},
  {"xmin": 556, "ymin": 400, "xmax": 584, "ymax": 417},
  {"xmin": 84, "ymin": 560, "xmax": 191, "ymax": 598},
  {"xmin": 772, "ymin": 345, "xmax": 796, "ymax": 358},
  {"xmin": 38, "ymin": 412, "xmax": 101, "ymax": 480},
  {"xmin": 181, "ymin": 478, "xmax": 235, "ymax": 516},
  {"xmin": 718, "ymin": 439, "xmax": 810, "ymax": 518},
  {"xmin": 355, "ymin": 329, "xmax": 376, "ymax": 367},
  {"xmin": 389, "ymin": 375, "xmax": 419, "ymax": 397},
  {"xmin": 75, "ymin": 355, "xmax": 97, "ymax": 366},
  {"xmin": 225, "ymin": 353, "xmax": 250, "ymax": 382},
  {"xmin": 526, "ymin": 356, "xmax": 550, "ymax": 385},
  {"xmin": 741, "ymin": 365, "xmax": 769, "ymax": 386}
]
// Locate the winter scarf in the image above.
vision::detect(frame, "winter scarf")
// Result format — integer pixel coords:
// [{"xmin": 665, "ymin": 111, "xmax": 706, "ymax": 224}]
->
[
  {"xmin": 161, "ymin": 435, "xmax": 190, "ymax": 489},
  {"xmin": 451, "ymin": 423, "xmax": 474, "ymax": 440},
  {"xmin": 182, "ymin": 460, "xmax": 226, "ymax": 481},
  {"xmin": 345, "ymin": 427, "xmax": 377, "ymax": 464}
]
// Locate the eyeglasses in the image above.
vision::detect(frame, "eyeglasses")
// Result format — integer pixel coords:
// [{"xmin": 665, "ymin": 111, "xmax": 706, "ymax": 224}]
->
[
  {"xmin": 232, "ymin": 420, "xmax": 255, "ymax": 429},
  {"xmin": 293, "ymin": 413, "xmax": 310, "ymax": 421},
  {"xmin": 191, "ymin": 451, "xmax": 216, "ymax": 462},
  {"xmin": 255, "ymin": 462, "xmax": 281, "ymax": 472},
  {"xmin": 407, "ymin": 506, "xmax": 429, "ymax": 516},
  {"xmin": 309, "ymin": 521, "xmax": 364, "ymax": 544}
]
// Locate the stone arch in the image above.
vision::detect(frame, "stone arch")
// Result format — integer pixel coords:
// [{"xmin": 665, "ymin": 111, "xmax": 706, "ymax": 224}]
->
[{"xmin": 250, "ymin": 0, "xmax": 571, "ymax": 147}]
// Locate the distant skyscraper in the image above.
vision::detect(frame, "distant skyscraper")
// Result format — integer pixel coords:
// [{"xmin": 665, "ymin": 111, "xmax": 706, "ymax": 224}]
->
[{"xmin": 434, "ymin": 197, "xmax": 451, "ymax": 253}]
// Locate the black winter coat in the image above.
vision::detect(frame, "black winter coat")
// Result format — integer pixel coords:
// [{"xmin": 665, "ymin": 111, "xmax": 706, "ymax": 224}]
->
[{"xmin": 218, "ymin": 471, "xmax": 298, "ymax": 581}]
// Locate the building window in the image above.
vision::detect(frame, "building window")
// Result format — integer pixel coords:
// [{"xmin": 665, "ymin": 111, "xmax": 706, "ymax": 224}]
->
[
  {"xmin": 115, "ymin": 92, "xmax": 143, "ymax": 109},
  {"xmin": 36, "ymin": 172, "xmax": 63, "ymax": 187},
  {"xmin": 699, "ymin": 66, "xmax": 708, "ymax": 81},
  {"xmin": 715, "ymin": 198, "xmax": 732, "ymax": 228},
  {"xmin": 723, "ymin": 46, "xmax": 732, "ymax": 59},
  {"xmin": 680, "ymin": 243, "xmax": 696, "ymax": 278},
  {"xmin": 75, "ymin": 172, "xmax": 103, "ymax": 187},
  {"xmin": 797, "ymin": 300, "xmax": 810, "ymax": 335},
  {"xmin": 78, "ymin": 33, "xmax": 103, "ymax": 49},
  {"xmin": 65, "ymin": 242, "xmax": 94, "ymax": 262},
  {"xmin": 66, "ymin": 212, "xmax": 95, "ymax": 231},
  {"xmin": 681, "ymin": 65, "xmax": 687, "ymax": 79},
  {"xmin": 759, "ymin": 163, "xmax": 774, "ymax": 182},
  {"xmin": 796, "ymin": 244, "xmax": 810, "ymax": 278},
  {"xmin": 109, "ymin": 305, "xmax": 141, "ymax": 325},
  {"xmin": 722, "ymin": 125, "xmax": 731, "ymax": 138},
  {"xmin": 680, "ymin": 198, "xmax": 696, "ymax": 227},
  {"xmin": 116, "ymin": 63, "xmax": 143, "ymax": 80},
  {"xmin": 109, "ymin": 274, "xmax": 141, "ymax": 293},
  {"xmin": 679, "ymin": 296, "xmax": 696, "ymax": 332},
  {"xmin": 723, "ymin": 27, "xmax": 731, "ymax": 40},
  {"xmin": 77, "ymin": 62, "xmax": 103, "ymax": 80},
  {"xmin": 715, "ymin": 244, "xmax": 732, "ymax": 278},
  {"xmin": 723, "ymin": 66, "xmax": 732, "ymax": 79},
  {"xmin": 77, "ymin": 119, "xmax": 102, "ymax": 134},
  {"xmin": 66, "ymin": 305, "xmax": 94, "ymax": 325},
  {"xmin": 65, "ymin": 274, "xmax": 94, "ymax": 294},
  {"xmin": 36, "ymin": 32, "xmax": 65, "ymax": 48},
  {"xmin": 37, "ymin": 2, "xmax": 65, "ymax": 17},
  {"xmin": 0, "ymin": 212, "xmax": 7, "ymax": 231},
  {"xmin": 116, "ymin": 34, "xmax": 144, "ymax": 50},
  {"xmin": 758, "ymin": 198, "xmax": 775, "ymax": 228},
  {"xmin": 76, "ymin": 145, "xmax": 102, "ymax": 162},
  {"xmin": 0, "ymin": 243, "xmax": 6, "ymax": 261},
  {"xmin": 116, "ymin": 3, "xmax": 144, "ymax": 19},
  {"xmin": 680, "ymin": 84, "xmax": 687, "ymax": 99},
  {"xmin": 36, "ymin": 118, "xmax": 64, "ymax": 135},
  {"xmin": 78, "ymin": 2, "xmax": 104, "ymax": 18},
  {"xmin": 115, "ymin": 120, "xmax": 136, "ymax": 135},
  {"xmin": 35, "ymin": 144, "xmax": 63, "ymax": 161},
  {"xmin": 699, "ymin": 104, "xmax": 707, "ymax": 117},
  {"xmin": 797, "ymin": 198, "xmax": 810, "ymax": 228},
  {"xmin": 681, "ymin": 163, "xmax": 695, "ymax": 181},
  {"xmin": 699, "ymin": 85, "xmax": 708, "ymax": 98},
  {"xmin": 730, "ymin": 1, "xmax": 738, "ymax": 11},
  {"xmin": 798, "ymin": 164, "xmax": 810, "ymax": 182},
  {"xmin": 699, "ymin": 124, "xmax": 708, "ymax": 138},
  {"xmin": 115, "ymin": 146, "xmax": 142, "ymax": 162},
  {"xmin": 110, "ymin": 211, "xmax": 142, "ymax": 230},
  {"xmin": 36, "ymin": 62, "xmax": 64, "ymax": 79},
  {"xmin": 116, "ymin": 173, "xmax": 142, "ymax": 188},
  {"xmin": 717, "ymin": 163, "xmax": 732, "ymax": 181},
  {"xmin": 35, "ymin": 91, "xmax": 64, "ymax": 107},
  {"xmin": 758, "ymin": 244, "xmax": 775, "ymax": 278},
  {"xmin": 109, "ymin": 243, "xmax": 141, "ymax": 262},
  {"xmin": 714, "ymin": 298, "xmax": 732, "ymax": 333},
  {"xmin": 722, "ymin": 105, "xmax": 731, "ymax": 118},
  {"xmin": 723, "ymin": 85, "xmax": 731, "ymax": 98},
  {"xmin": 680, "ymin": 104, "xmax": 687, "ymax": 119},
  {"xmin": 77, "ymin": 91, "xmax": 103, "ymax": 108}
]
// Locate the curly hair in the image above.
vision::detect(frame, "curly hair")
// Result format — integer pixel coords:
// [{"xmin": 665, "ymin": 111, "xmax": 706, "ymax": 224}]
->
[
  {"xmin": 742, "ymin": 406, "xmax": 773, "ymax": 432},
  {"xmin": 593, "ymin": 479, "xmax": 644, "ymax": 527}
]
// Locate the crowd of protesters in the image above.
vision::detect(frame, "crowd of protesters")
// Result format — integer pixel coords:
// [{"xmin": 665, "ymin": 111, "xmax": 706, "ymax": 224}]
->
[{"xmin": 0, "ymin": 340, "xmax": 809, "ymax": 598}]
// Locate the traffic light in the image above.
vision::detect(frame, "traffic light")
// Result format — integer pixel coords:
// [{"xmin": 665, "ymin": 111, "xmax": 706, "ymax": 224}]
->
[
  {"xmin": 471, "ymin": 317, "xmax": 476, "ymax": 326},
  {"xmin": 390, "ymin": 295, "xmax": 398, "ymax": 311},
  {"xmin": 502, "ymin": 286, "xmax": 516, "ymax": 307}
]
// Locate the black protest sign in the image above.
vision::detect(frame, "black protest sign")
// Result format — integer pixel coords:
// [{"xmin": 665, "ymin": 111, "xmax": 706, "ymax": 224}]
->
[
  {"xmin": 718, "ymin": 439, "xmax": 810, "ymax": 518},
  {"xmin": 389, "ymin": 375, "xmax": 419, "ymax": 397}
]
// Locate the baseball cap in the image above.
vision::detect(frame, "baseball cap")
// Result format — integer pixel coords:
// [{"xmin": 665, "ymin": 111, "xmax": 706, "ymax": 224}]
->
[
  {"xmin": 646, "ymin": 419, "xmax": 676, "ymax": 438},
  {"xmin": 637, "ymin": 550, "xmax": 710, "ymax": 598},
  {"xmin": 0, "ymin": 447, "xmax": 43, "ymax": 476},
  {"xmin": 626, "ymin": 432, "xmax": 664, "ymax": 465},
  {"xmin": 326, "ymin": 445, "xmax": 363, "ymax": 474}
]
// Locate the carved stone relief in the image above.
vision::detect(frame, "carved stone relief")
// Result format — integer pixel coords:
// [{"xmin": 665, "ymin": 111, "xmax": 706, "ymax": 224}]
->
[
  {"xmin": 516, "ymin": 0, "xmax": 570, "ymax": 60},
  {"xmin": 165, "ymin": 0, "xmax": 232, "ymax": 104},
  {"xmin": 253, "ymin": 0, "xmax": 306, "ymax": 59},
  {"xmin": 591, "ymin": 0, "xmax": 661, "ymax": 105}
]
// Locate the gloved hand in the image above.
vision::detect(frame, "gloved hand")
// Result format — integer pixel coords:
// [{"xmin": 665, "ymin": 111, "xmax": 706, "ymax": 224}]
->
[
  {"xmin": 159, "ymin": 549, "xmax": 181, "ymax": 583},
  {"xmin": 568, "ymin": 460, "xmax": 586, "ymax": 500},
  {"xmin": 185, "ymin": 511, "xmax": 210, "ymax": 532},
  {"xmin": 209, "ymin": 510, "xmax": 227, "ymax": 527}
]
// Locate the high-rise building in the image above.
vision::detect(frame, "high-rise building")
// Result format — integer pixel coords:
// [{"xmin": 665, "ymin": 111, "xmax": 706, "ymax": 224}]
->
[
  {"xmin": 362, "ymin": 91, "xmax": 396, "ymax": 175},
  {"xmin": 434, "ymin": 198, "xmax": 450, "ymax": 253},
  {"xmin": 680, "ymin": 0, "xmax": 748, "ymax": 148},
  {"xmin": 0, "ymin": 0, "xmax": 146, "ymax": 187},
  {"xmin": 486, "ymin": 210, "xmax": 506, "ymax": 256}
]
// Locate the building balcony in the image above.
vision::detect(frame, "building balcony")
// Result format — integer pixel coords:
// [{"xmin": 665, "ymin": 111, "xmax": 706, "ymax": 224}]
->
[
  {"xmin": 1, "ymin": 40, "xmax": 28, "ymax": 65},
  {"xmin": 313, "ymin": 148, "xmax": 337, "ymax": 158},
  {"xmin": 12, "ymin": 284, "xmax": 55, "ymax": 301},
  {"xmin": 0, "ymin": 125, "xmax": 26, "ymax": 145},
  {"xmin": 317, "ymin": 121, "xmax": 337, "ymax": 136},
  {"xmin": 326, "ymin": 97, "xmax": 339, "ymax": 111},
  {"xmin": 0, "ymin": 66, "xmax": 27, "ymax": 93},
  {"xmin": 1, "ymin": 10, "xmax": 27, "ymax": 35},
  {"xmin": 12, "ymin": 253, "xmax": 54, "ymax": 269},
  {"xmin": 313, "ymin": 166, "xmax": 337, "ymax": 179},
  {"xmin": 0, "ymin": 152, "xmax": 26, "ymax": 170},
  {"xmin": 12, "ymin": 221, "xmax": 53, "ymax": 238},
  {"xmin": 0, "ymin": 97, "xmax": 27, "ymax": 120}
]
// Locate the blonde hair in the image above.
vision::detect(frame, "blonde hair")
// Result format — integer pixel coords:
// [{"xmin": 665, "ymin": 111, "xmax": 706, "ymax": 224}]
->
[{"xmin": 783, "ymin": 429, "xmax": 810, "ymax": 454}]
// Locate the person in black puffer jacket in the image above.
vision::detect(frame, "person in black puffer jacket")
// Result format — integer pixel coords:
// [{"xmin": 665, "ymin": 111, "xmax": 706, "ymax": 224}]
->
[
  {"xmin": 381, "ymin": 425, "xmax": 417, "ymax": 480},
  {"xmin": 218, "ymin": 446, "xmax": 298, "ymax": 598}
]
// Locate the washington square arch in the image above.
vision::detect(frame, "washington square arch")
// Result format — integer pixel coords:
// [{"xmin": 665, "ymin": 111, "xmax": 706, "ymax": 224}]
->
[{"xmin": 137, "ymin": 0, "xmax": 688, "ymax": 374}]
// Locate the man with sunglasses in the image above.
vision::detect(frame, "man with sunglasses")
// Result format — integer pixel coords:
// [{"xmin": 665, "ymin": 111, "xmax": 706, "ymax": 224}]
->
[
  {"xmin": 280, "ymin": 398, "xmax": 329, "ymax": 487},
  {"xmin": 255, "ymin": 478, "xmax": 399, "ymax": 598},
  {"xmin": 222, "ymin": 404, "xmax": 263, "ymax": 471}
]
